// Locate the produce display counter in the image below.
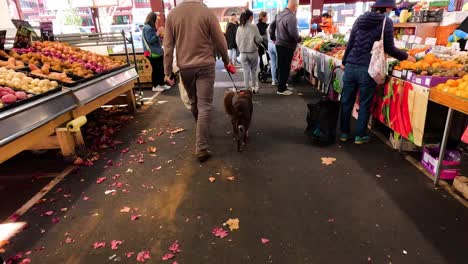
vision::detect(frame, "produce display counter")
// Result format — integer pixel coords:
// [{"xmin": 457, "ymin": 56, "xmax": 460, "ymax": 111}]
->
[
  {"xmin": 0, "ymin": 66, "xmax": 139, "ymax": 164},
  {"xmin": 429, "ymin": 90, "xmax": 468, "ymax": 185}
]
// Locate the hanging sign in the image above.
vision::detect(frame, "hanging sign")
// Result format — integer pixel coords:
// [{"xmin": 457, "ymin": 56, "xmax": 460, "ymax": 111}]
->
[
  {"xmin": 40, "ymin": 22, "xmax": 54, "ymax": 41},
  {"xmin": 425, "ymin": 37, "xmax": 437, "ymax": 46},
  {"xmin": 0, "ymin": 30, "xmax": 6, "ymax": 50},
  {"xmin": 13, "ymin": 26, "xmax": 32, "ymax": 49}
]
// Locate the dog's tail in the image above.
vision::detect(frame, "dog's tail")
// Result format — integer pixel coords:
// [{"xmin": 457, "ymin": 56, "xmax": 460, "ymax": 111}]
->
[{"xmin": 224, "ymin": 91, "xmax": 236, "ymax": 116}]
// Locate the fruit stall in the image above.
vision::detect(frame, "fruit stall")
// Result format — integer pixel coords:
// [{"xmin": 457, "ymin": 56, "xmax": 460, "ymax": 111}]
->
[
  {"xmin": 301, "ymin": 34, "xmax": 468, "ymax": 188},
  {"xmin": 0, "ymin": 32, "xmax": 139, "ymax": 163}
]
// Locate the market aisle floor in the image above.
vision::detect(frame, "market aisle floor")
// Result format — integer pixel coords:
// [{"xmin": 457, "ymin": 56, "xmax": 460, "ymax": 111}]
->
[{"xmin": 3, "ymin": 64, "xmax": 468, "ymax": 264}]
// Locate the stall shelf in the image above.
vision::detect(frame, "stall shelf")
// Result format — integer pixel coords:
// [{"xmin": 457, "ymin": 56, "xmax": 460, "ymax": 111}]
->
[
  {"xmin": 429, "ymin": 90, "xmax": 468, "ymax": 185},
  {"xmin": 393, "ymin": 22, "xmax": 440, "ymax": 43}
]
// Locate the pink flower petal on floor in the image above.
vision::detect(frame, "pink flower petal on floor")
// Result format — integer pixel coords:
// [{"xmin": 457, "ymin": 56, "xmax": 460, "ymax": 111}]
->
[
  {"xmin": 261, "ymin": 238, "xmax": 270, "ymax": 244},
  {"xmin": 120, "ymin": 207, "xmax": 131, "ymax": 213},
  {"xmin": 172, "ymin": 262, "xmax": 178, "ymax": 264},
  {"xmin": 106, "ymin": 160, "xmax": 114, "ymax": 166},
  {"xmin": 121, "ymin": 148, "xmax": 130, "ymax": 154},
  {"xmin": 125, "ymin": 252, "xmax": 135, "ymax": 258},
  {"xmin": 20, "ymin": 259, "xmax": 31, "ymax": 264},
  {"xmin": 25, "ymin": 251, "xmax": 32, "ymax": 255},
  {"xmin": 65, "ymin": 237, "xmax": 74, "ymax": 244},
  {"xmin": 168, "ymin": 241, "xmax": 181, "ymax": 253},
  {"xmin": 131, "ymin": 215, "xmax": 141, "ymax": 221},
  {"xmin": 96, "ymin": 177, "xmax": 107, "ymax": 184},
  {"xmin": 43, "ymin": 211, "xmax": 54, "ymax": 216},
  {"xmin": 111, "ymin": 240, "xmax": 124, "ymax": 250},
  {"xmin": 93, "ymin": 241, "xmax": 106, "ymax": 249},
  {"xmin": 212, "ymin": 227, "xmax": 229, "ymax": 238},
  {"xmin": 137, "ymin": 137, "xmax": 146, "ymax": 144},
  {"xmin": 162, "ymin": 253, "xmax": 175, "ymax": 260},
  {"xmin": 136, "ymin": 250, "xmax": 151, "ymax": 262},
  {"xmin": 148, "ymin": 137, "xmax": 155, "ymax": 141},
  {"xmin": 51, "ymin": 217, "xmax": 60, "ymax": 224}
]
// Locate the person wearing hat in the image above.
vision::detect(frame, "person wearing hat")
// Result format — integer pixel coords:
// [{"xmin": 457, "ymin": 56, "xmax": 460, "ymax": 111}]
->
[
  {"xmin": 320, "ymin": 13, "xmax": 334, "ymax": 34},
  {"xmin": 339, "ymin": 0, "xmax": 416, "ymax": 145}
]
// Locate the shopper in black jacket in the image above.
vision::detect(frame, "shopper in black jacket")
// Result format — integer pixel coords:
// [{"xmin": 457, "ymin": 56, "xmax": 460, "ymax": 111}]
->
[
  {"xmin": 257, "ymin": 11, "xmax": 269, "ymax": 72},
  {"xmin": 225, "ymin": 13, "xmax": 239, "ymax": 65}
]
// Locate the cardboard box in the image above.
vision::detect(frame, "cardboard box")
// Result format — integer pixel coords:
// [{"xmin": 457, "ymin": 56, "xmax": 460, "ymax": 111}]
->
[{"xmin": 421, "ymin": 145, "xmax": 461, "ymax": 180}]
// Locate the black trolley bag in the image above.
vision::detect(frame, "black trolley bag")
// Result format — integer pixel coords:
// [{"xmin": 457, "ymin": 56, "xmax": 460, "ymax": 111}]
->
[{"xmin": 305, "ymin": 66, "xmax": 340, "ymax": 147}]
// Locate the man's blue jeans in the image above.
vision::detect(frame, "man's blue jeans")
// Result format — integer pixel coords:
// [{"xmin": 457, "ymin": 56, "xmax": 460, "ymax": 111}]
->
[{"xmin": 340, "ymin": 64, "xmax": 377, "ymax": 137}]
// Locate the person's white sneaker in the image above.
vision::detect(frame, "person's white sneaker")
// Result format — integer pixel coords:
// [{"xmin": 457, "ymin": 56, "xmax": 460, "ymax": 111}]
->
[
  {"xmin": 271, "ymin": 81, "xmax": 277, "ymax": 86},
  {"xmin": 277, "ymin": 90, "xmax": 293, "ymax": 96},
  {"xmin": 152, "ymin": 86, "xmax": 165, "ymax": 92},
  {"xmin": 161, "ymin": 84, "xmax": 172, "ymax": 90},
  {"xmin": 253, "ymin": 85, "xmax": 260, "ymax": 94}
]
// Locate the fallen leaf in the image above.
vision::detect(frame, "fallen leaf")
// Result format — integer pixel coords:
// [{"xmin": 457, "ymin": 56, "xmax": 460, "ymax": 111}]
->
[
  {"xmin": 131, "ymin": 215, "xmax": 141, "ymax": 221},
  {"xmin": 327, "ymin": 218, "xmax": 335, "ymax": 223},
  {"xmin": 25, "ymin": 251, "xmax": 32, "ymax": 255},
  {"xmin": 148, "ymin": 137, "xmax": 155, "ymax": 141},
  {"xmin": 227, "ymin": 176, "xmax": 235, "ymax": 181},
  {"xmin": 96, "ymin": 177, "xmax": 107, "ymax": 184},
  {"xmin": 65, "ymin": 237, "xmax": 74, "ymax": 244},
  {"xmin": 121, "ymin": 148, "xmax": 130, "ymax": 154},
  {"xmin": 137, "ymin": 137, "xmax": 146, "ymax": 144},
  {"xmin": 168, "ymin": 241, "xmax": 181, "ymax": 253},
  {"xmin": 60, "ymin": 208, "xmax": 68, "ymax": 212},
  {"xmin": 152, "ymin": 166, "xmax": 162, "ymax": 172},
  {"xmin": 20, "ymin": 259, "xmax": 31, "ymax": 264},
  {"xmin": 120, "ymin": 207, "xmax": 131, "ymax": 213},
  {"xmin": 403, "ymin": 250, "xmax": 408, "ymax": 255},
  {"xmin": 126, "ymin": 169, "xmax": 134, "ymax": 173},
  {"xmin": 157, "ymin": 131, "xmax": 164, "ymax": 136},
  {"xmin": 106, "ymin": 160, "xmax": 114, "ymax": 166},
  {"xmin": 43, "ymin": 211, "xmax": 54, "ymax": 216},
  {"xmin": 111, "ymin": 240, "xmax": 124, "ymax": 250},
  {"xmin": 321, "ymin": 157, "xmax": 337, "ymax": 166},
  {"xmin": 83, "ymin": 196, "xmax": 90, "ymax": 201},
  {"xmin": 225, "ymin": 218, "xmax": 240, "ymax": 231},
  {"xmin": 170, "ymin": 128, "xmax": 185, "ymax": 134},
  {"xmin": 209, "ymin": 177, "xmax": 215, "ymax": 183},
  {"xmin": 125, "ymin": 252, "xmax": 135, "ymax": 258},
  {"xmin": 162, "ymin": 253, "xmax": 175, "ymax": 260},
  {"xmin": 51, "ymin": 217, "xmax": 60, "ymax": 224},
  {"xmin": 74, "ymin": 157, "xmax": 84, "ymax": 165},
  {"xmin": 147, "ymin": 147, "xmax": 157, "ymax": 153},
  {"xmin": 136, "ymin": 250, "xmax": 151, "ymax": 262},
  {"xmin": 212, "ymin": 227, "xmax": 229, "ymax": 238},
  {"xmin": 104, "ymin": 190, "xmax": 116, "ymax": 195},
  {"xmin": 261, "ymin": 238, "xmax": 270, "ymax": 244},
  {"xmin": 376, "ymin": 174, "xmax": 382, "ymax": 178},
  {"xmin": 40, "ymin": 229, "xmax": 45, "ymax": 234},
  {"xmin": 93, "ymin": 241, "xmax": 106, "ymax": 249}
]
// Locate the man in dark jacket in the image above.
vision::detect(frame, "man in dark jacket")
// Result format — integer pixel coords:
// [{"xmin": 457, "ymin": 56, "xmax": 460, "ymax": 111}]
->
[
  {"xmin": 225, "ymin": 13, "xmax": 239, "ymax": 65},
  {"xmin": 340, "ymin": 0, "xmax": 415, "ymax": 145},
  {"xmin": 269, "ymin": 0, "xmax": 301, "ymax": 95}
]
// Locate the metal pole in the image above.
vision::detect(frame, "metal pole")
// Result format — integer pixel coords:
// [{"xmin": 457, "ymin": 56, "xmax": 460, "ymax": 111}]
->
[{"xmin": 434, "ymin": 108, "xmax": 454, "ymax": 186}]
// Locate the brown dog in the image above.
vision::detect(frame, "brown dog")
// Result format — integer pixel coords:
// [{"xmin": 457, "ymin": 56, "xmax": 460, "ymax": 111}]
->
[{"xmin": 224, "ymin": 90, "xmax": 253, "ymax": 152}]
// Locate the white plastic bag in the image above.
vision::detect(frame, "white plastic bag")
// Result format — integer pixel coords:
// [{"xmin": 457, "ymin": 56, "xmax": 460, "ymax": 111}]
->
[
  {"xmin": 368, "ymin": 17, "xmax": 387, "ymax": 84},
  {"xmin": 178, "ymin": 74, "xmax": 191, "ymax": 110}
]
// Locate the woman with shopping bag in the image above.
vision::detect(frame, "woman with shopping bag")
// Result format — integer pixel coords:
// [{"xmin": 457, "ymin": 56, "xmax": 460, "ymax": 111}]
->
[{"xmin": 339, "ymin": 0, "xmax": 416, "ymax": 145}]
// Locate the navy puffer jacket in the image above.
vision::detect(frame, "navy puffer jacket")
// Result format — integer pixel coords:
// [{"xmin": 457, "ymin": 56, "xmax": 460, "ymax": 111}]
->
[{"xmin": 343, "ymin": 12, "xmax": 408, "ymax": 66}]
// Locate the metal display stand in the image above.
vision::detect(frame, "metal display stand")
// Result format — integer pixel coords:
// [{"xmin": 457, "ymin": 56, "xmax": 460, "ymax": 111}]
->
[{"xmin": 0, "ymin": 31, "xmax": 140, "ymax": 163}]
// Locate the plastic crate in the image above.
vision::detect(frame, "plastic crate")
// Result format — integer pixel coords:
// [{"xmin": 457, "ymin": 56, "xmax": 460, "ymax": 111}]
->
[{"xmin": 421, "ymin": 145, "xmax": 461, "ymax": 180}]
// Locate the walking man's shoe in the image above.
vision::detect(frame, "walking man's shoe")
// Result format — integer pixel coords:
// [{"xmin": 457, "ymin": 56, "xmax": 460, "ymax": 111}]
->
[{"xmin": 196, "ymin": 150, "xmax": 212, "ymax": 162}]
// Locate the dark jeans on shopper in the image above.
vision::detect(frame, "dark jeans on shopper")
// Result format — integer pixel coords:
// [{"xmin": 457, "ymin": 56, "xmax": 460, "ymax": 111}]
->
[
  {"xmin": 146, "ymin": 56, "xmax": 165, "ymax": 87},
  {"xmin": 340, "ymin": 63, "xmax": 377, "ymax": 137},
  {"xmin": 276, "ymin": 45, "xmax": 295, "ymax": 92}
]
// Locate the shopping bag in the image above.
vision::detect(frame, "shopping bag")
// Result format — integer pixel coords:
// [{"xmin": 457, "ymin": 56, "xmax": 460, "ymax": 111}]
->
[
  {"xmin": 368, "ymin": 17, "xmax": 387, "ymax": 84},
  {"xmin": 291, "ymin": 45, "xmax": 303, "ymax": 72},
  {"xmin": 178, "ymin": 74, "xmax": 191, "ymax": 110}
]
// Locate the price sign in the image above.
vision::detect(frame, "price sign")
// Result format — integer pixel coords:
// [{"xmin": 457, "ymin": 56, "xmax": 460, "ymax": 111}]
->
[
  {"xmin": 11, "ymin": 19, "xmax": 39, "ymax": 39},
  {"xmin": 402, "ymin": 35, "xmax": 409, "ymax": 42},
  {"xmin": 0, "ymin": 30, "xmax": 6, "ymax": 50},
  {"xmin": 425, "ymin": 37, "xmax": 437, "ymax": 46},
  {"xmin": 13, "ymin": 26, "xmax": 32, "ymax": 49},
  {"xmin": 40, "ymin": 22, "xmax": 54, "ymax": 41},
  {"xmin": 408, "ymin": 35, "xmax": 416, "ymax": 43},
  {"xmin": 414, "ymin": 36, "xmax": 423, "ymax": 44}
]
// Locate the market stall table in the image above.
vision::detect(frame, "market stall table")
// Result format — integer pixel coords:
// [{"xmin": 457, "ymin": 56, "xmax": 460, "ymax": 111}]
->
[{"xmin": 429, "ymin": 90, "xmax": 468, "ymax": 185}]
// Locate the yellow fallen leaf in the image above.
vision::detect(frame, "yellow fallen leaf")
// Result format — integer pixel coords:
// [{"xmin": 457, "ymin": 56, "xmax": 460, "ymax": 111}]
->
[
  {"xmin": 225, "ymin": 218, "xmax": 239, "ymax": 231},
  {"xmin": 227, "ymin": 176, "xmax": 235, "ymax": 181},
  {"xmin": 321, "ymin": 157, "xmax": 336, "ymax": 166},
  {"xmin": 147, "ymin": 146, "xmax": 157, "ymax": 153},
  {"xmin": 209, "ymin": 177, "xmax": 215, "ymax": 183}
]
